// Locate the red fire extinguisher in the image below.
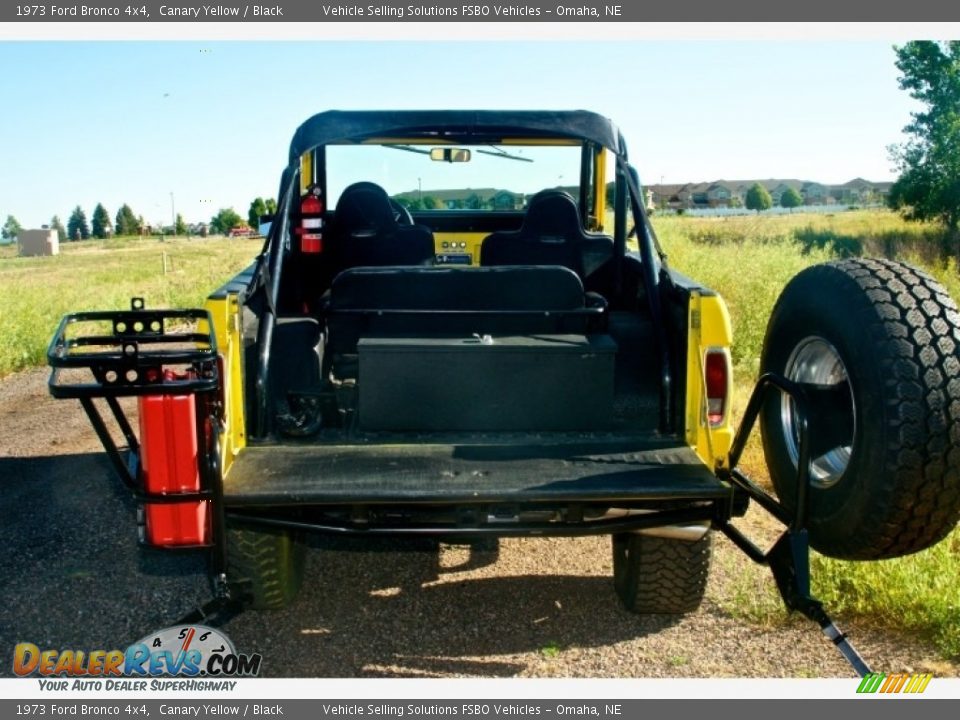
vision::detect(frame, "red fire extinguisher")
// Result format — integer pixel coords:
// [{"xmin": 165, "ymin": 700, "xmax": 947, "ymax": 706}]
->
[{"xmin": 296, "ymin": 184, "xmax": 324, "ymax": 254}]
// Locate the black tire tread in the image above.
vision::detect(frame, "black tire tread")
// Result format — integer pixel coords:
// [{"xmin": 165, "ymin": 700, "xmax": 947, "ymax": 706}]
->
[
  {"xmin": 612, "ymin": 532, "xmax": 711, "ymax": 614},
  {"xmin": 227, "ymin": 525, "xmax": 305, "ymax": 611}
]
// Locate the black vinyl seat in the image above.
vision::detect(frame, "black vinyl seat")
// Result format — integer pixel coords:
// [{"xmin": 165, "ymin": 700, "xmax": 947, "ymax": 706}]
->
[
  {"xmin": 325, "ymin": 265, "xmax": 608, "ymax": 378},
  {"xmin": 479, "ymin": 189, "xmax": 613, "ymax": 281},
  {"xmin": 328, "ymin": 181, "xmax": 435, "ymax": 272}
]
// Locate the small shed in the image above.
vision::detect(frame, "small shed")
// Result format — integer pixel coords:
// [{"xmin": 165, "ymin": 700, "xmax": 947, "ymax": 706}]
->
[{"xmin": 18, "ymin": 229, "xmax": 60, "ymax": 257}]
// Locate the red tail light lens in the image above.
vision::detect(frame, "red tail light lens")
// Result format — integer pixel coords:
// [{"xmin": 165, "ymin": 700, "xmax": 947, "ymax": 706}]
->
[{"xmin": 705, "ymin": 350, "xmax": 729, "ymax": 426}]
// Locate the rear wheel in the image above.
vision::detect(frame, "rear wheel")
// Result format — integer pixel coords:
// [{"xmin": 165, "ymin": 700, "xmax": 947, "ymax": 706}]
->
[
  {"xmin": 227, "ymin": 523, "xmax": 306, "ymax": 610},
  {"xmin": 760, "ymin": 258, "xmax": 960, "ymax": 559},
  {"xmin": 612, "ymin": 532, "xmax": 711, "ymax": 614}
]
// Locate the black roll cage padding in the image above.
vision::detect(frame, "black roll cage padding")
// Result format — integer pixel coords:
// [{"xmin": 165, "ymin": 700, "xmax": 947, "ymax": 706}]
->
[
  {"xmin": 252, "ymin": 166, "xmax": 299, "ymax": 439},
  {"xmin": 578, "ymin": 142, "xmax": 593, "ymax": 223},
  {"xmin": 618, "ymin": 157, "xmax": 674, "ymax": 434},
  {"xmin": 715, "ymin": 373, "xmax": 872, "ymax": 677}
]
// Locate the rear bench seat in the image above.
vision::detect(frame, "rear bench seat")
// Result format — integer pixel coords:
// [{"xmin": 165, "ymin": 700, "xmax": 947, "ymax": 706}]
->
[{"xmin": 325, "ymin": 265, "xmax": 608, "ymax": 378}]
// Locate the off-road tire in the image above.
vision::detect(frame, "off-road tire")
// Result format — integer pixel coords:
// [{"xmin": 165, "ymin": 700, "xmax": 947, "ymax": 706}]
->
[
  {"xmin": 612, "ymin": 532, "xmax": 712, "ymax": 614},
  {"xmin": 760, "ymin": 258, "xmax": 960, "ymax": 560},
  {"xmin": 227, "ymin": 524, "xmax": 306, "ymax": 610}
]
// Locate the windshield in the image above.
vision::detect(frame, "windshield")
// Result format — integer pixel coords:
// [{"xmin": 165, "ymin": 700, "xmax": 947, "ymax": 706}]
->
[{"xmin": 325, "ymin": 144, "xmax": 583, "ymax": 212}]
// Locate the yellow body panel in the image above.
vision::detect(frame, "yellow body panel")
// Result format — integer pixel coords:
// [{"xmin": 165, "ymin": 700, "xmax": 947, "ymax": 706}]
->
[
  {"xmin": 204, "ymin": 294, "xmax": 247, "ymax": 476},
  {"xmin": 685, "ymin": 292, "xmax": 734, "ymax": 469}
]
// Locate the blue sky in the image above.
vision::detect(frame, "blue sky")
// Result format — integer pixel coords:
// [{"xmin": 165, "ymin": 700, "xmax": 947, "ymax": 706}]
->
[{"xmin": 0, "ymin": 41, "xmax": 916, "ymax": 228}]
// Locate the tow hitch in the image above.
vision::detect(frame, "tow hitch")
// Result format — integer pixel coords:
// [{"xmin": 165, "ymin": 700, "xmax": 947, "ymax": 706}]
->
[{"xmin": 716, "ymin": 373, "xmax": 871, "ymax": 677}]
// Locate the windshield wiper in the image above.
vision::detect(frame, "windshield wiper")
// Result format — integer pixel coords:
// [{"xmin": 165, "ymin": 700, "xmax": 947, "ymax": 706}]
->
[
  {"xmin": 476, "ymin": 146, "xmax": 534, "ymax": 163},
  {"xmin": 384, "ymin": 144, "xmax": 431, "ymax": 155}
]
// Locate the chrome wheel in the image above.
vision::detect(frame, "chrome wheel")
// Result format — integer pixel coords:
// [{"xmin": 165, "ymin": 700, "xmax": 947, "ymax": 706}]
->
[{"xmin": 780, "ymin": 336, "xmax": 855, "ymax": 488}]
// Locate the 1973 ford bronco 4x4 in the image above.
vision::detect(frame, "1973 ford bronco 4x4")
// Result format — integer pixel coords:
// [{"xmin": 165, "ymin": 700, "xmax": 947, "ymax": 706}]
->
[{"xmin": 48, "ymin": 111, "xmax": 960, "ymax": 673}]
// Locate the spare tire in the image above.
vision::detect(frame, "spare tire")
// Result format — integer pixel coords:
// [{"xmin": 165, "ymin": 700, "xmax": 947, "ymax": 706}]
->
[{"xmin": 760, "ymin": 258, "xmax": 960, "ymax": 560}]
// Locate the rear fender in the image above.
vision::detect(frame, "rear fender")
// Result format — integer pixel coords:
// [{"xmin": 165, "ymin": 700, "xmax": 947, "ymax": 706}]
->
[{"xmin": 685, "ymin": 291, "xmax": 734, "ymax": 469}]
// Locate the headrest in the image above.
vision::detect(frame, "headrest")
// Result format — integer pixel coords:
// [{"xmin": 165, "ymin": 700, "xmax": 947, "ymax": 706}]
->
[
  {"xmin": 334, "ymin": 182, "xmax": 397, "ymax": 236},
  {"xmin": 520, "ymin": 190, "xmax": 583, "ymax": 242}
]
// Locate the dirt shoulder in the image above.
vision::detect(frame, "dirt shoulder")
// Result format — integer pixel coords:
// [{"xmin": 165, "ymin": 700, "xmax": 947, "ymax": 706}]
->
[{"xmin": 0, "ymin": 368, "xmax": 954, "ymax": 678}]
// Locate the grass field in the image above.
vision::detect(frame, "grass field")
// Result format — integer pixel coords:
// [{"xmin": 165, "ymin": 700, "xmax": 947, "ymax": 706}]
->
[
  {"xmin": 0, "ymin": 236, "xmax": 261, "ymax": 377},
  {"xmin": 2, "ymin": 211, "xmax": 958, "ymax": 659}
]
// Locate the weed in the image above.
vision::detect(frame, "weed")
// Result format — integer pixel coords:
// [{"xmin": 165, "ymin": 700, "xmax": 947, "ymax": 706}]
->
[{"xmin": 540, "ymin": 642, "xmax": 563, "ymax": 658}]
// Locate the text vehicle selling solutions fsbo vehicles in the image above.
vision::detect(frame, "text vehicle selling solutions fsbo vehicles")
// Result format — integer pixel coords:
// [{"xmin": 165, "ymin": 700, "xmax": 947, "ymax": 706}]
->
[{"xmin": 47, "ymin": 110, "xmax": 960, "ymax": 674}]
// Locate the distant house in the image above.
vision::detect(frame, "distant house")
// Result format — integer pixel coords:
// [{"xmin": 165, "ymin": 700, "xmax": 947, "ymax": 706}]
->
[
  {"xmin": 18, "ymin": 228, "xmax": 59, "ymax": 257},
  {"xmin": 831, "ymin": 177, "xmax": 888, "ymax": 204},
  {"xmin": 706, "ymin": 182, "xmax": 737, "ymax": 206},
  {"xmin": 766, "ymin": 180, "xmax": 803, "ymax": 206},
  {"xmin": 607, "ymin": 177, "xmax": 892, "ymax": 212},
  {"xmin": 801, "ymin": 182, "xmax": 829, "ymax": 204},
  {"xmin": 491, "ymin": 190, "xmax": 524, "ymax": 210}
]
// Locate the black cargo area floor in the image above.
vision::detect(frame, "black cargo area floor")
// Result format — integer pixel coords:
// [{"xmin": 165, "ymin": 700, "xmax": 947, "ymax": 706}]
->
[{"xmin": 223, "ymin": 438, "xmax": 730, "ymax": 506}]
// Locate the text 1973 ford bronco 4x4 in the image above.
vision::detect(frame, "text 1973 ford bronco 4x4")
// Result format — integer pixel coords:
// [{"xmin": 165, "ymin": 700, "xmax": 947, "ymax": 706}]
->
[{"xmin": 48, "ymin": 111, "xmax": 960, "ymax": 674}]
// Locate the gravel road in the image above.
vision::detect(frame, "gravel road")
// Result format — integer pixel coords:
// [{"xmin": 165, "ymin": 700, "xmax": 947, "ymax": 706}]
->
[{"xmin": 1, "ymin": 368, "xmax": 955, "ymax": 678}]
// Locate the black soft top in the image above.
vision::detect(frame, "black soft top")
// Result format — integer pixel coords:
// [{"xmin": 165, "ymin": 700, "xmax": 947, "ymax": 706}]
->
[{"xmin": 288, "ymin": 110, "xmax": 627, "ymax": 164}]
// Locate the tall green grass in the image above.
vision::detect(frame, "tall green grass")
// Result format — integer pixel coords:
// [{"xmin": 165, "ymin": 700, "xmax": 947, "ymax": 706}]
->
[
  {"xmin": 0, "ymin": 237, "xmax": 260, "ymax": 377},
  {"xmin": 812, "ymin": 535, "xmax": 960, "ymax": 658},
  {"xmin": 651, "ymin": 209, "xmax": 960, "ymax": 374}
]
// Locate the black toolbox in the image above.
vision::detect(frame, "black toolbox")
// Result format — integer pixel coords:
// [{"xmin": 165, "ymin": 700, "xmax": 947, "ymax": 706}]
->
[{"xmin": 358, "ymin": 334, "xmax": 617, "ymax": 431}]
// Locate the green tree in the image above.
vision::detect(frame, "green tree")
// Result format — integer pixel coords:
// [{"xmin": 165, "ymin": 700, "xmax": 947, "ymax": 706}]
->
[
  {"xmin": 2, "ymin": 215, "xmax": 22, "ymax": 241},
  {"xmin": 210, "ymin": 207, "xmax": 243, "ymax": 235},
  {"xmin": 248, "ymin": 197, "xmax": 272, "ymax": 230},
  {"xmin": 421, "ymin": 195, "xmax": 441, "ymax": 210},
  {"xmin": 781, "ymin": 187, "xmax": 804, "ymax": 209},
  {"xmin": 91, "ymin": 203, "xmax": 112, "ymax": 239},
  {"xmin": 174, "ymin": 213, "xmax": 188, "ymax": 236},
  {"xmin": 745, "ymin": 183, "xmax": 773, "ymax": 212},
  {"xmin": 67, "ymin": 206, "xmax": 90, "ymax": 240},
  {"xmin": 249, "ymin": 197, "xmax": 264, "ymax": 227},
  {"xmin": 888, "ymin": 41, "xmax": 960, "ymax": 258},
  {"xmin": 50, "ymin": 215, "xmax": 66, "ymax": 243},
  {"xmin": 115, "ymin": 204, "xmax": 139, "ymax": 236}
]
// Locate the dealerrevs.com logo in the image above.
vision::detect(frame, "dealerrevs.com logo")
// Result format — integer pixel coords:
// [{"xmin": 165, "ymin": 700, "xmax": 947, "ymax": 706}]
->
[{"xmin": 13, "ymin": 625, "xmax": 261, "ymax": 690}]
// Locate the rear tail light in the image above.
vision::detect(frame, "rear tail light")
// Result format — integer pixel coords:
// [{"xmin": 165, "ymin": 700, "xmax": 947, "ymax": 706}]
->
[
  {"xmin": 705, "ymin": 349, "xmax": 730, "ymax": 426},
  {"xmin": 297, "ymin": 187, "xmax": 324, "ymax": 253}
]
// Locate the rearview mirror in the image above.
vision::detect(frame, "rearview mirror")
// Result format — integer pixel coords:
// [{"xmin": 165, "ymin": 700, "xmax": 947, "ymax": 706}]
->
[{"xmin": 430, "ymin": 148, "xmax": 471, "ymax": 163}]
